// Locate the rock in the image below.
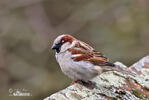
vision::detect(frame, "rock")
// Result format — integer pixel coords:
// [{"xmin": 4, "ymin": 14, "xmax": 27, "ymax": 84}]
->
[{"xmin": 44, "ymin": 56, "xmax": 149, "ymax": 100}]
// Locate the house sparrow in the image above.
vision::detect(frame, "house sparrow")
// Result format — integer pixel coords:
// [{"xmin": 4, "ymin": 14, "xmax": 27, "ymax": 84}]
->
[{"xmin": 51, "ymin": 34, "xmax": 118, "ymax": 87}]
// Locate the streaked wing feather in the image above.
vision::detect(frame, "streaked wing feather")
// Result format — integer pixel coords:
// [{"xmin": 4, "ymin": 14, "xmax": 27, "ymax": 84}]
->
[
  {"xmin": 78, "ymin": 41, "xmax": 94, "ymax": 51},
  {"xmin": 69, "ymin": 41, "xmax": 114, "ymax": 66}
]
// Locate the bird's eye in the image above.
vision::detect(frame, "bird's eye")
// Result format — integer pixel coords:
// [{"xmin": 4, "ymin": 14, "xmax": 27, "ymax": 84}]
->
[{"xmin": 61, "ymin": 40, "xmax": 64, "ymax": 43}]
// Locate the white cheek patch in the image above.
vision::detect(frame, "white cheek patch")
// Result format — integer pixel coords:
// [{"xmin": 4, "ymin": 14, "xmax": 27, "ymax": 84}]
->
[
  {"xmin": 71, "ymin": 54, "xmax": 82, "ymax": 58},
  {"xmin": 60, "ymin": 42, "xmax": 70, "ymax": 52}
]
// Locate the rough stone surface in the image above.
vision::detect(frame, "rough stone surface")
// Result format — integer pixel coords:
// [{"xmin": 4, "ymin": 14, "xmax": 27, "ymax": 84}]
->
[{"xmin": 44, "ymin": 56, "xmax": 149, "ymax": 100}]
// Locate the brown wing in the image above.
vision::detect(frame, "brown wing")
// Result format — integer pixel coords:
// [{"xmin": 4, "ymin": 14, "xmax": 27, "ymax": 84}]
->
[
  {"xmin": 89, "ymin": 50, "xmax": 109, "ymax": 66},
  {"xmin": 69, "ymin": 41, "xmax": 115, "ymax": 66}
]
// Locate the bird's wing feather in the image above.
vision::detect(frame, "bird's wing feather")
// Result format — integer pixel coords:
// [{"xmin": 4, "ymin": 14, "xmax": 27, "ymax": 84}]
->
[{"xmin": 68, "ymin": 41, "xmax": 115, "ymax": 66}]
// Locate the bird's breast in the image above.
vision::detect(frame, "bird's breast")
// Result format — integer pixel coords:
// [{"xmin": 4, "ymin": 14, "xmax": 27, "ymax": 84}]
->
[
  {"xmin": 55, "ymin": 51, "xmax": 100, "ymax": 80},
  {"xmin": 56, "ymin": 51, "xmax": 73, "ymax": 71}
]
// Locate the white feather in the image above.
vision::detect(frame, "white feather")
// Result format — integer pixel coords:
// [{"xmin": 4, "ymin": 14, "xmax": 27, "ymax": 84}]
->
[{"xmin": 71, "ymin": 54, "xmax": 82, "ymax": 57}]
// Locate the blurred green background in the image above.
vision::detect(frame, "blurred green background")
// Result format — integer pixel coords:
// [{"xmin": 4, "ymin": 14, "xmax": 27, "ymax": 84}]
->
[{"xmin": 0, "ymin": 0, "xmax": 149, "ymax": 100}]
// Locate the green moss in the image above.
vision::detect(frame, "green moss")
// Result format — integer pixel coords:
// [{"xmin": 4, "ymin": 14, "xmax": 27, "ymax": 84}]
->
[{"xmin": 132, "ymin": 89, "xmax": 149, "ymax": 100}]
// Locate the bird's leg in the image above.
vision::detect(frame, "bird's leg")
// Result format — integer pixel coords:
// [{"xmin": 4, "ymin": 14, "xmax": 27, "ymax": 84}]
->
[
  {"xmin": 80, "ymin": 80, "xmax": 96, "ymax": 89},
  {"xmin": 71, "ymin": 80, "xmax": 96, "ymax": 89},
  {"xmin": 71, "ymin": 79, "xmax": 82, "ymax": 85}
]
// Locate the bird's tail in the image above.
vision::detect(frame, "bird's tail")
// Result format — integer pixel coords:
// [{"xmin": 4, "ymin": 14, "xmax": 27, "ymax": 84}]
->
[{"xmin": 102, "ymin": 63, "xmax": 136, "ymax": 77}]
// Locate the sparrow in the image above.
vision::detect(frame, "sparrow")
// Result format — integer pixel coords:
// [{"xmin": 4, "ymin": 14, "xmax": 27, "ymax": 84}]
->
[{"xmin": 51, "ymin": 34, "xmax": 117, "ymax": 87}]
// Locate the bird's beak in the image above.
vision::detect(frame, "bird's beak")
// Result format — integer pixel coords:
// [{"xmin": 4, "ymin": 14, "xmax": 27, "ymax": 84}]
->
[
  {"xmin": 51, "ymin": 43, "xmax": 62, "ymax": 53},
  {"xmin": 51, "ymin": 43, "xmax": 62, "ymax": 50},
  {"xmin": 51, "ymin": 44, "xmax": 58, "ymax": 50}
]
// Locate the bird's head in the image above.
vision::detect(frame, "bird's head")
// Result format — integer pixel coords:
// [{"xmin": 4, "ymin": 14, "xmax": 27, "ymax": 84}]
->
[{"xmin": 52, "ymin": 34, "xmax": 76, "ymax": 53}]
